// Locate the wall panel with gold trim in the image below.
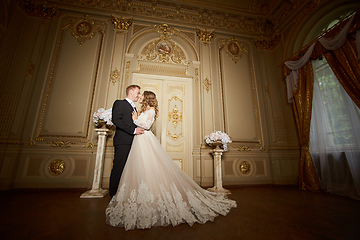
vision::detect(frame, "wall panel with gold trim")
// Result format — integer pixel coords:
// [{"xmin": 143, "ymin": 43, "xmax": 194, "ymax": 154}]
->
[
  {"xmin": 36, "ymin": 15, "xmax": 105, "ymax": 139},
  {"xmin": 218, "ymin": 38, "xmax": 261, "ymax": 145}
]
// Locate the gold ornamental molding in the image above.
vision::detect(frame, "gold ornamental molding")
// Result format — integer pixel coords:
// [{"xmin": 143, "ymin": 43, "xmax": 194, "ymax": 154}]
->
[
  {"xmin": 219, "ymin": 36, "xmax": 248, "ymax": 63},
  {"xmin": 196, "ymin": 28, "xmax": 214, "ymax": 42},
  {"xmin": 137, "ymin": 24, "xmax": 189, "ymax": 67},
  {"xmin": 167, "ymin": 96, "xmax": 183, "ymax": 140},
  {"xmin": 16, "ymin": 0, "xmax": 56, "ymax": 20},
  {"xmin": 68, "ymin": 15, "xmax": 105, "ymax": 46},
  {"xmin": 138, "ymin": 37, "xmax": 188, "ymax": 66},
  {"xmin": 48, "ymin": 141, "xmax": 75, "ymax": 148},
  {"xmin": 83, "ymin": 140, "xmax": 94, "ymax": 148},
  {"xmin": 109, "ymin": 68, "xmax": 121, "ymax": 85},
  {"xmin": 195, "ymin": 68, "xmax": 199, "ymax": 83},
  {"xmin": 254, "ymin": 33, "xmax": 281, "ymax": 50},
  {"xmin": 203, "ymin": 77, "xmax": 211, "ymax": 93},
  {"xmin": 153, "ymin": 23, "xmax": 179, "ymax": 37},
  {"xmin": 110, "ymin": 16, "xmax": 133, "ymax": 31},
  {"xmin": 167, "ymin": 132, "xmax": 182, "ymax": 140},
  {"xmin": 124, "ymin": 60, "xmax": 131, "ymax": 86},
  {"xmin": 26, "ymin": 61, "xmax": 36, "ymax": 77},
  {"xmin": 168, "ymin": 105, "xmax": 182, "ymax": 129},
  {"xmin": 28, "ymin": 138, "xmax": 36, "ymax": 147},
  {"xmin": 237, "ymin": 145, "xmax": 252, "ymax": 151},
  {"xmin": 127, "ymin": 23, "xmax": 199, "ymax": 61}
]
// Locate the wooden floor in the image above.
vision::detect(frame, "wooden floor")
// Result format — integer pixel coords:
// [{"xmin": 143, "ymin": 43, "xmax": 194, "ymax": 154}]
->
[{"xmin": 0, "ymin": 186, "xmax": 359, "ymax": 240}]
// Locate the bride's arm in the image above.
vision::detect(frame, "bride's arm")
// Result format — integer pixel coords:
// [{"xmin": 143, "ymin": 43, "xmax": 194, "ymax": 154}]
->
[{"xmin": 133, "ymin": 110, "xmax": 155, "ymax": 130}]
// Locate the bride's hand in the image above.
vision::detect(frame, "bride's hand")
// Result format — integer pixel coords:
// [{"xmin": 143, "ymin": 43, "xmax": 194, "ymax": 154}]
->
[{"xmin": 132, "ymin": 111, "xmax": 138, "ymax": 121}]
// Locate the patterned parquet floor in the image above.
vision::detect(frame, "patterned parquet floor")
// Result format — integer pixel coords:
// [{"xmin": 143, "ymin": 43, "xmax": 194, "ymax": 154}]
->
[{"xmin": 0, "ymin": 186, "xmax": 359, "ymax": 240}]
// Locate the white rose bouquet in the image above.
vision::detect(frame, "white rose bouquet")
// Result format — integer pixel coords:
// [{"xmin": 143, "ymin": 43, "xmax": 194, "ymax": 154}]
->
[
  {"xmin": 204, "ymin": 130, "xmax": 232, "ymax": 151},
  {"xmin": 93, "ymin": 108, "xmax": 113, "ymax": 126}
]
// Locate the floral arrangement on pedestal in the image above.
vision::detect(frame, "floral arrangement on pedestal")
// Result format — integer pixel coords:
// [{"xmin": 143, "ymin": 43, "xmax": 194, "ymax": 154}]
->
[
  {"xmin": 204, "ymin": 130, "xmax": 232, "ymax": 151},
  {"xmin": 93, "ymin": 108, "xmax": 113, "ymax": 127}
]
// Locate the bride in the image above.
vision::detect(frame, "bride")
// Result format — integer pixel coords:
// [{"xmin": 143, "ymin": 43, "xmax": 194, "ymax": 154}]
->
[{"xmin": 105, "ymin": 91, "xmax": 236, "ymax": 230}]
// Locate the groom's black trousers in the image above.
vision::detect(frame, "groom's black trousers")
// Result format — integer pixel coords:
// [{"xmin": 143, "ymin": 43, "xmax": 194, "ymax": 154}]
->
[{"xmin": 109, "ymin": 144, "xmax": 132, "ymax": 198}]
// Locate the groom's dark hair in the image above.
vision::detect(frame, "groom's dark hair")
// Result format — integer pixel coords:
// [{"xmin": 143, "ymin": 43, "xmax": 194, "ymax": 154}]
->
[{"xmin": 126, "ymin": 85, "xmax": 141, "ymax": 95}]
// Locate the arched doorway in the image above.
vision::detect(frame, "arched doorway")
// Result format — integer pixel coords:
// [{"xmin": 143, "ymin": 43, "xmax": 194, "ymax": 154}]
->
[{"xmin": 126, "ymin": 24, "xmax": 199, "ymax": 178}]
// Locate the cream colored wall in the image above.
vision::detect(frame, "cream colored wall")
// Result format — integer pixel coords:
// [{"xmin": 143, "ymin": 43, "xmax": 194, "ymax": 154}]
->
[{"xmin": 0, "ymin": 2, "xmax": 306, "ymax": 190}]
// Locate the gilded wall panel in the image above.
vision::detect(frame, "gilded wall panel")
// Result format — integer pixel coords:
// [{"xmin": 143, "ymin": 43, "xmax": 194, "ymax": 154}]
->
[
  {"xmin": 37, "ymin": 16, "xmax": 104, "ymax": 139},
  {"xmin": 219, "ymin": 39, "xmax": 261, "ymax": 144}
]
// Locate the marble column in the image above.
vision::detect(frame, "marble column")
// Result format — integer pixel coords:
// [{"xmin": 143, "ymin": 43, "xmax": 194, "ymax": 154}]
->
[
  {"xmin": 81, "ymin": 128, "xmax": 111, "ymax": 198},
  {"xmin": 207, "ymin": 145, "xmax": 231, "ymax": 194}
]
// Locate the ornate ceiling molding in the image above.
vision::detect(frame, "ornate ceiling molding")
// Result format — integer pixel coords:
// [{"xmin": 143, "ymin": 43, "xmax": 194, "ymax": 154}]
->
[
  {"xmin": 43, "ymin": 0, "xmax": 321, "ymax": 37},
  {"xmin": 16, "ymin": 0, "xmax": 56, "ymax": 20},
  {"xmin": 254, "ymin": 32, "xmax": 281, "ymax": 50}
]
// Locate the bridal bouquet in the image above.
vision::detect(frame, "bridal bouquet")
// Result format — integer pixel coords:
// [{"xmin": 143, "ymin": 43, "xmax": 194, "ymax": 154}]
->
[
  {"xmin": 93, "ymin": 108, "xmax": 113, "ymax": 126},
  {"xmin": 204, "ymin": 130, "xmax": 232, "ymax": 151}
]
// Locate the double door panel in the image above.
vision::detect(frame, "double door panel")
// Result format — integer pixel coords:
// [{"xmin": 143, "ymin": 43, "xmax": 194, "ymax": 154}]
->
[{"xmin": 133, "ymin": 73, "xmax": 193, "ymax": 177}]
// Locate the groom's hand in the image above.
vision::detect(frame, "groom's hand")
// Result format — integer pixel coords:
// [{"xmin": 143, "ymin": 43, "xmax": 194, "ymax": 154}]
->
[{"xmin": 135, "ymin": 127, "xmax": 145, "ymax": 135}]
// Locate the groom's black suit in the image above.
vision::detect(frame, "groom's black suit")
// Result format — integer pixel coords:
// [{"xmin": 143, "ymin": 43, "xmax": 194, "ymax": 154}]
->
[{"xmin": 109, "ymin": 99, "xmax": 137, "ymax": 198}]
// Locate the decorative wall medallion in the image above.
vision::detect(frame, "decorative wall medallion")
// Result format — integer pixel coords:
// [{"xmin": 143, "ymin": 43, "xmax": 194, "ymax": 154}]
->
[
  {"xmin": 69, "ymin": 15, "xmax": 104, "ymax": 45},
  {"xmin": 240, "ymin": 161, "xmax": 251, "ymax": 175},
  {"xmin": 156, "ymin": 41, "xmax": 172, "ymax": 54},
  {"xmin": 109, "ymin": 68, "xmax": 121, "ymax": 85},
  {"xmin": 228, "ymin": 42, "xmax": 240, "ymax": 56},
  {"xmin": 219, "ymin": 36, "xmax": 247, "ymax": 63},
  {"xmin": 48, "ymin": 159, "xmax": 66, "ymax": 176}
]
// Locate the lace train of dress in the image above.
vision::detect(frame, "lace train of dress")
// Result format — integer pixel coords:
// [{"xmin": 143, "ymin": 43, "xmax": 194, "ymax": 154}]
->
[{"xmin": 105, "ymin": 110, "xmax": 237, "ymax": 230}]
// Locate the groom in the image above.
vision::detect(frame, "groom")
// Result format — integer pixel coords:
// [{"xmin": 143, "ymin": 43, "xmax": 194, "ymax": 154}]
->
[{"xmin": 109, "ymin": 85, "xmax": 144, "ymax": 198}]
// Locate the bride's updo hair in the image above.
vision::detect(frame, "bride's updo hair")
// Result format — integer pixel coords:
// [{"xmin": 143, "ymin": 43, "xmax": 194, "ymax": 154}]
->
[{"xmin": 140, "ymin": 91, "xmax": 159, "ymax": 120}]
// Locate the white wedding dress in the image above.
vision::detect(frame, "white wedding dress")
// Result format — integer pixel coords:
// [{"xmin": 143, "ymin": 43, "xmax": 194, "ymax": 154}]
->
[{"xmin": 105, "ymin": 109, "xmax": 237, "ymax": 230}]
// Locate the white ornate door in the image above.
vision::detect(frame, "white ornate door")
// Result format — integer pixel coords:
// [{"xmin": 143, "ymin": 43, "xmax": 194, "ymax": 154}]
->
[{"xmin": 132, "ymin": 73, "xmax": 193, "ymax": 178}]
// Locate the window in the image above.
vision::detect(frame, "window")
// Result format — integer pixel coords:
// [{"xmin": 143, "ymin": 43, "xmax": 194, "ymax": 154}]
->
[{"xmin": 312, "ymin": 59, "xmax": 358, "ymax": 148}]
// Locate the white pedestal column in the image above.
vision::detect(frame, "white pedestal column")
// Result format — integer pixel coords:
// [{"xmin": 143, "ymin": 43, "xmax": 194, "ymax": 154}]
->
[
  {"xmin": 81, "ymin": 128, "xmax": 111, "ymax": 198},
  {"xmin": 207, "ymin": 146, "xmax": 231, "ymax": 194}
]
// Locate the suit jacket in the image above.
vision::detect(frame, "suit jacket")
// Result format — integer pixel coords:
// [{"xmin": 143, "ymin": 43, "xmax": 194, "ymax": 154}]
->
[{"xmin": 112, "ymin": 99, "xmax": 137, "ymax": 146}]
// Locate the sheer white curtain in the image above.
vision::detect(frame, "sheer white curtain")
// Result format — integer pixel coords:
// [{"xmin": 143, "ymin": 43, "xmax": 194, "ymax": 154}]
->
[{"xmin": 310, "ymin": 58, "xmax": 360, "ymax": 199}]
